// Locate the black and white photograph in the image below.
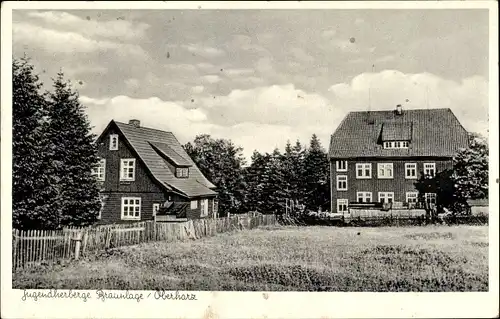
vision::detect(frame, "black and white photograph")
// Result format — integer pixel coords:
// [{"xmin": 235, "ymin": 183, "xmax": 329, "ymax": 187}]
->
[{"xmin": 1, "ymin": 1, "xmax": 498, "ymax": 318}]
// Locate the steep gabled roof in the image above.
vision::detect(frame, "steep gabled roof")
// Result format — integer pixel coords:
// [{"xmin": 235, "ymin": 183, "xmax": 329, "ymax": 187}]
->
[
  {"xmin": 329, "ymin": 108, "xmax": 469, "ymax": 158},
  {"xmin": 102, "ymin": 120, "xmax": 216, "ymax": 198}
]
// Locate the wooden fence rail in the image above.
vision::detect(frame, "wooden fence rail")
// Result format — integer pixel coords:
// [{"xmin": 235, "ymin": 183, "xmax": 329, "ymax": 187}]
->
[{"xmin": 12, "ymin": 214, "xmax": 277, "ymax": 270}]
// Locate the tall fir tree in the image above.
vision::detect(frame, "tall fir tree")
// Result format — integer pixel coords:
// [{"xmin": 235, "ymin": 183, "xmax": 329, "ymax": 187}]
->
[
  {"xmin": 12, "ymin": 57, "xmax": 59, "ymax": 229},
  {"xmin": 244, "ymin": 150, "xmax": 270, "ymax": 212},
  {"xmin": 260, "ymin": 148, "xmax": 289, "ymax": 214},
  {"xmin": 303, "ymin": 134, "xmax": 330, "ymax": 211},
  {"xmin": 45, "ymin": 72, "xmax": 101, "ymax": 227}
]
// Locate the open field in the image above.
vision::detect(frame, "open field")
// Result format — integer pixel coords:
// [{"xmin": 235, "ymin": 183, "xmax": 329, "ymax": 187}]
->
[{"xmin": 13, "ymin": 225, "xmax": 488, "ymax": 291}]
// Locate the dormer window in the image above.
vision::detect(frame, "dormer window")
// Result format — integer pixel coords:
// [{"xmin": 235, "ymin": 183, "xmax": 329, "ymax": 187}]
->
[
  {"xmin": 110, "ymin": 134, "xmax": 119, "ymax": 150},
  {"xmin": 383, "ymin": 141, "xmax": 409, "ymax": 149},
  {"xmin": 176, "ymin": 167, "xmax": 189, "ymax": 178}
]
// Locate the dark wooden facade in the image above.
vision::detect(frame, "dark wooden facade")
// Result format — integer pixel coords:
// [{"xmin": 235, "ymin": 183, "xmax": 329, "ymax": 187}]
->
[
  {"xmin": 95, "ymin": 124, "xmax": 216, "ymax": 224},
  {"xmin": 329, "ymin": 157, "xmax": 452, "ymax": 213}
]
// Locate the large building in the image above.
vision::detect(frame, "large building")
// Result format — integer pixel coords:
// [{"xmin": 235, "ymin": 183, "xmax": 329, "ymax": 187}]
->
[
  {"xmin": 92, "ymin": 119, "xmax": 218, "ymax": 224},
  {"xmin": 328, "ymin": 105, "xmax": 469, "ymax": 214}
]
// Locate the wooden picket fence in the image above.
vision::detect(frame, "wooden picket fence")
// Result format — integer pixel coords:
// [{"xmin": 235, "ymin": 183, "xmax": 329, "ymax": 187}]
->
[{"xmin": 12, "ymin": 214, "xmax": 277, "ymax": 270}]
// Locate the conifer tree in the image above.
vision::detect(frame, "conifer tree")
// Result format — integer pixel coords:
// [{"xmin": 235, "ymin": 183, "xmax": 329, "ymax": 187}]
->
[
  {"xmin": 303, "ymin": 134, "xmax": 330, "ymax": 211},
  {"xmin": 45, "ymin": 72, "xmax": 101, "ymax": 227},
  {"xmin": 12, "ymin": 57, "xmax": 58, "ymax": 229},
  {"xmin": 244, "ymin": 150, "xmax": 270, "ymax": 212},
  {"xmin": 260, "ymin": 148, "xmax": 288, "ymax": 214}
]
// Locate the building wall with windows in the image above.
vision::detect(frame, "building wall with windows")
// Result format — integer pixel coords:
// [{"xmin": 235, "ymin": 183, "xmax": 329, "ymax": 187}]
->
[
  {"xmin": 93, "ymin": 124, "xmax": 217, "ymax": 224},
  {"xmin": 330, "ymin": 158, "xmax": 452, "ymax": 213}
]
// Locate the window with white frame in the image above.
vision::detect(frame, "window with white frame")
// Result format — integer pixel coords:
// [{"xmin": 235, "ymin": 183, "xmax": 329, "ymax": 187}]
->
[
  {"xmin": 406, "ymin": 192, "xmax": 418, "ymax": 204},
  {"xmin": 356, "ymin": 163, "xmax": 372, "ymax": 179},
  {"xmin": 336, "ymin": 160, "xmax": 347, "ymax": 172},
  {"xmin": 176, "ymin": 167, "xmax": 189, "ymax": 178},
  {"xmin": 200, "ymin": 199, "xmax": 209, "ymax": 217},
  {"xmin": 425, "ymin": 193, "xmax": 437, "ymax": 204},
  {"xmin": 378, "ymin": 192, "xmax": 394, "ymax": 204},
  {"xmin": 152, "ymin": 203, "xmax": 160, "ymax": 216},
  {"xmin": 121, "ymin": 197, "xmax": 141, "ymax": 220},
  {"xmin": 190, "ymin": 200, "xmax": 198, "ymax": 209},
  {"xmin": 109, "ymin": 134, "xmax": 119, "ymax": 150},
  {"xmin": 120, "ymin": 159, "xmax": 136, "ymax": 181},
  {"xmin": 405, "ymin": 163, "xmax": 417, "ymax": 179},
  {"xmin": 337, "ymin": 199, "xmax": 348, "ymax": 213},
  {"xmin": 377, "ymin": 163, "xmax": 394, "ymax": 179},
  {"xmin": 356, "ymin": 192, "xmax": 372, "ymax": 203},
  {"xmin": 336, "ymin": 175, "xmax": 348, "ymax": 190},
  {"xmin": 424, "ymin": 163, "xmax": 436, "ymax": 177},
  {"xmin": 383, "ymin": 141, "xmax": 409, "ymax": 149},
  {"xmin": 92, "ymin": 159, "xmax": 106, "ymax": 181}
]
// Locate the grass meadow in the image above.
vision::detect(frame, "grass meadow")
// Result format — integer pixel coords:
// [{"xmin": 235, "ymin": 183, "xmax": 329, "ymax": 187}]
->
[{"xmin": 13, "ymin": 225, "xmax": 488, "ymax": 291}]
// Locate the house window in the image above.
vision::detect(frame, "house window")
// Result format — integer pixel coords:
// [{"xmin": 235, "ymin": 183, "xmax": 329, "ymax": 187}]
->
[
  {"xmin": 176, "ymin": 167, "xmax": 189, "ymax": 178},
  {"xmin": 121, "ymin": 197, "xmax": 141, "ymax": 220},
  {"xmin": 377, "ymin": 163, "xmax": 394, "ymax": 179},
  {"xmin": 336, "ymin": 175, "xmax": 348, "ymax": 190},
  {"xmin": 356, "ymin": 192, "xmax": 372, "ymax": 203},
  {"xmin": 405, "ymin": 163, "xmax": 417, "ymax": 179},
  {"xmin": 336, "ymin": 160, "xmax": 347, "ymax": 172},
  {"xmin": 425, "ymin": 193, "xmax": 437, "ymax": 205},
  {"xmin": 378, "ymin": 192, "xmax": 394, "ymax": 204},
  {"xmin": 153, "ymin": 203, "xmax": 160, "ymax": 216},
  {"xmin": 120, "ymin": 159, "xmax": 136, "ymax": 181},
  {"xmin": 355, "ymin": 163, "xmax": 372, "ymax": 179},
  {"xmin": 337, "ymin": 199, "xmax": 348, "ymax": 213},
  {"xmin": 383, "ymin": 141, "xmax": 409, "ymax": 149},
  {"xmin": 424, "ymin": 163, "xmax": 436, "ymax": 177},
  {"xmin": 190, "ymin": 200, "xmax": 198, "ymax": 209},
  {"xmin": 92, "ymin": 158, "xmax": 106, "ymax": 181},
  {"xmin": 110, "ymin": 134, "xmax": 119, "ymax": 150},
  {"xmin": 406, "ymin": 192, "xmax": 418, "ymax": 204},
  {"xmin": 200, "ymin": 199, "xmax": 209, "ymax": 217}
]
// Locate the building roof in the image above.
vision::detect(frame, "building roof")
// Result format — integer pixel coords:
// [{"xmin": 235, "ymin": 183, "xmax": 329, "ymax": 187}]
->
[
  {"xmin": 149, "ymin": 141, "xmax": 192, "ymax": 167},
  {"xmin": 102, "ymin": 120, "xmax": 217, "ymax": 198},
  {"xmin": 329, "ymin": 108, "xmax": 469, "ymax": 158}
]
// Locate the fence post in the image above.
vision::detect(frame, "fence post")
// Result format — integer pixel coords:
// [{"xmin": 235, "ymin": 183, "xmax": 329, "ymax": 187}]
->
[
  {"xmin": 82, "ymin": 229, "xmax": 89, "ymax": 256},
  {"xmin": 73, "ymin": 231, "xmax": 83, "ymax": 260}
]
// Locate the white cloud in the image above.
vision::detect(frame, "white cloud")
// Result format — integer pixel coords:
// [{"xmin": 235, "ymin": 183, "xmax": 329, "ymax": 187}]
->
[
  {"xmin": 202, "ymin": 75, "xmax": 222, "ymax": 84},
  {"xmin": 164, "ymin": 64, "xmax": 198, "ymax": 72},
  {"xmin": 196, "ymin": 62, "xmax": 215, "ymax": 70},
  {"xmin": 223, "ymin": 68, "xmax": 255, "ymax": 77},
  {"xmin": 26, "ymin": 11, "xmax": 150, "ymax": 40},
  {"xmin": 290, "ymin": 47, "xmax": 315, "ymax": 63},
  {"xmin": 191, "ymin": 86, "xmax": 205, "ymax": 94},
  {"xmin": 13, "ymin": 22, "xmax": 148, "ymax": 58},
  {"xmin": 181, "ymin": 43, "xmax": 225, "ymax": 58},
  {"xmin": 321, "ymin": 29, "xmax": 337, "ymax": 38},
  {"xmin": 328, "ymin": 70, "xmax": 488, "ymax": 136}
]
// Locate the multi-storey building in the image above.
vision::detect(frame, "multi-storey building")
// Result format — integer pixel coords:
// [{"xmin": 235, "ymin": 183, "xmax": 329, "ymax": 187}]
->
[{"xmin": 328, "ymin": 105, "xmax": 469, "ymax": 213}]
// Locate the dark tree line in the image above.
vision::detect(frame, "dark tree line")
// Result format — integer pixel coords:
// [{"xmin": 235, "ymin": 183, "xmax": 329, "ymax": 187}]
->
[
  {"xmin": 13, "ymin": 57, "xmax": 101, "ymax": 230},
  {"xmin": 184, "ymin": 134, "xmax": 330, "ymax": 216}
]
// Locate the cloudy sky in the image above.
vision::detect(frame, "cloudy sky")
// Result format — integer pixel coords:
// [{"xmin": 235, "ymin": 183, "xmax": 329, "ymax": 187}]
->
[{"xmin": 12, "ymin": 9, "xmax": 489, "ymax": 162}]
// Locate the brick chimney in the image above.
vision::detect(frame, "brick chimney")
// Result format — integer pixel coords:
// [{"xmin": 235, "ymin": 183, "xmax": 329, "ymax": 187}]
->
[
  {"xmin": 396, "ymin": 104, "xmax": 403, "ymax": 115},
  {"xmin": 129, "ymin": 119, "xmax": 140, "ymax": 127}
]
